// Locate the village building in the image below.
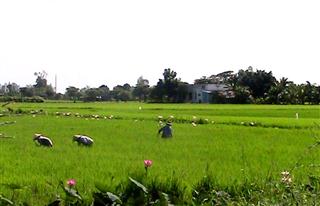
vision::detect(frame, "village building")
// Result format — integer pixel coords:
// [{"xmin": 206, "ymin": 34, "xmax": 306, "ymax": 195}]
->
[{"xmin": 187, "ymin": 84, "xmax": 234, "ymax": 103}]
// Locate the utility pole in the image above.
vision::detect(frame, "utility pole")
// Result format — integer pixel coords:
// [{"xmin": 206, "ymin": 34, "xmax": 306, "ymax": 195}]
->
[{"xmin": 54, "ymin": 74, "xmax": 57, "ymax": 93}]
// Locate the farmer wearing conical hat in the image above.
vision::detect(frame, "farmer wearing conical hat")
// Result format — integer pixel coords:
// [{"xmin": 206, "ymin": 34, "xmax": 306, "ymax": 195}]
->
[{"xmin": 158, "ymin": 122, "xmax": 173, "ymax": 138}]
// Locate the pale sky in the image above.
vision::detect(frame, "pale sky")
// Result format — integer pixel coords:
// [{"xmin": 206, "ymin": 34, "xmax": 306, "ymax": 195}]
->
[{"xmin": 1, "ymin": 0, "xmax": 319, "ymax": 93}]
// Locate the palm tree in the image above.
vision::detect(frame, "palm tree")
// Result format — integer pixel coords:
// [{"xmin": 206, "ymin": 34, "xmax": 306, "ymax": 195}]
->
[{"xmin": 266, "ymin": 77, "xmax": 292, "ymax": 104}]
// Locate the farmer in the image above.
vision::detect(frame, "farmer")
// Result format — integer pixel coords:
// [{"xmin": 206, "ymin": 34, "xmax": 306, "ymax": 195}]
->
[
  {"xmin": 158, "ymin": 122, "xmax": 173, "ymax": 138},
  {"xmin": 73, "ymin": 135, "xmax": 94, "ymax": 146},
  {"xmin": 33, "ymin": 134, "xmax": 53, "ymax": 147}
]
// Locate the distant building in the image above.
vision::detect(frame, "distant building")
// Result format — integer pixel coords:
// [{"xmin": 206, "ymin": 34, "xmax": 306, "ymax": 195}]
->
[{"xmin": 187, "ymin": 84, "xmax": 234, "ymax": 103}]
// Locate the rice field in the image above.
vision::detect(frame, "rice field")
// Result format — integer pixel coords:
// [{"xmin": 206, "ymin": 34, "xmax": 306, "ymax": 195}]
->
[{"xmin": 0, "ymin": 102, "xmax": 319, "ymax": 204}]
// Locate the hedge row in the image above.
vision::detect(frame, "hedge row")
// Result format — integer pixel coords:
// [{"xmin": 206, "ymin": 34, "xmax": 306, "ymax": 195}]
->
[{"xmin": 0, "ymin": 96, "xmax": 45, "ymax": 103}]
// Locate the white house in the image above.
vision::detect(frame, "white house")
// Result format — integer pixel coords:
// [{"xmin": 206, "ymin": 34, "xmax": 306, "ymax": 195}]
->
[{"xmin": 187, "ymin": 84, "xmax": 234, "ymax": 103}]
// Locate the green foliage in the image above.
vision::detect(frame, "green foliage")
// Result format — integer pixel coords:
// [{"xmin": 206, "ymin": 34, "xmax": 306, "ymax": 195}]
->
[
  {"xmin": 236, "ymin": 66, "xmax": 277, "ymax": 99},
  {"xmin": 192, "ymin": 175, "xmax": 217, "ymax": 204},
  {"xmin": 194, "ymin": 71, "xmax": 235, "ymax": 85},
  {"xmin": 111, "ymin": 84, "xmax": 132, "ymax": 102},
  {"xmin": 32, "ymin": 71, "xmax": 56, "ymax": 99},
  {"xmin": 92, "ymin": 175, "xmax": 184, "ymax": 205},
  {"xmin": 133, "ymin": 76, "xmax": 150, "ymax": 102},
  {"xmin": 65, "ymin": 87, "xmax": 80, "ymax": 103},
  {"xmin": 61, "ymin": 187, "xmax": 83, "ymax": 205},
  {"xmin": 81, "ymin": 87, "xmax": 103, "ymax": 102},
  {"xmin": 0, "ymin": 96, "xmax": 45, "ymax": 103},
  {"xmin": 0, "ymin": 83, "xmax": 20, "ymax": 96},
  {"xmin": 34, "ymin": 71, "xmax": 48, "ymax": 88},
  {"xmin": 99, "ymin": 85, "xmax": 111, "ymax": 101},
  {"xmin": 20, "ymin": 86, "xmax": 35, "ymax": 97},
  {"xmin": 93, "ymin": 191, "xmax": 122, "ymax": 206},
  {"xmin": 2, "ymin": 69, "xmax": 319, "ymax": 104},
  {"xmin": 0, "ymin": 195, "xmax": 14, "ymax": 205},
  {"xmin": 151, "ymin": 68, "xmax": 185, "ymax": 103}
]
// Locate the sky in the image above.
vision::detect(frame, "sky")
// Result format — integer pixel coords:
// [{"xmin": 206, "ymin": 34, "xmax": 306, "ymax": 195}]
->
[{"xmin": 0, "ymin": 0, "xmax": 319, "ymax": 93}]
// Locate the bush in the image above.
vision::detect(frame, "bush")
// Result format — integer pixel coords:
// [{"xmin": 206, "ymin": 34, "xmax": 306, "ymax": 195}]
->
[
  {"xmin": 23, "ymin": 96, "xmax": 45, "ymax": 103},
  {"xmin": 0, "ymin": 96, "xmax": 45, "ymax": 103}
]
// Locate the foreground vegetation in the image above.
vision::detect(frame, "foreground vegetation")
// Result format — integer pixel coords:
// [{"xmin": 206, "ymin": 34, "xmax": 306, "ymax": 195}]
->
[{"xmin": 0, "ymin": 102, "xmax": 319, "ymax": 205}]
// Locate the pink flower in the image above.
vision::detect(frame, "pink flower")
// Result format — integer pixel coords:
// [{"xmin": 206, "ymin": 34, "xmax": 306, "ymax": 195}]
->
[
  {"xmin": 67, "ymin": 179, "xmax": 76, "ymax": 187},
  {"xmin": 144, "ymin": 160, "xmax": 153, "ymax": 168}
]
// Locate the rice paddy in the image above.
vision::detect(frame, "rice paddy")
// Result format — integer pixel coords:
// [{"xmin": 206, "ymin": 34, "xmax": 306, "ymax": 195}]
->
[{"xmin": 0, "ymin": 102, "xmax": 319, "ymax": 204}]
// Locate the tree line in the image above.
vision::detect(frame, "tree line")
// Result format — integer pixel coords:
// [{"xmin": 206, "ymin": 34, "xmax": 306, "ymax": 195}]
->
[{"xmin": 0, "ymin": 67, "xmax": 319, "ymax": 104}]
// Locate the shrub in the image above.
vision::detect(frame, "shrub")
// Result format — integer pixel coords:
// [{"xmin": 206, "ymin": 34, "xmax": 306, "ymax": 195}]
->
[{"xmin": 0, "ymin": 96, "xmax": 45, "ymax": 103}]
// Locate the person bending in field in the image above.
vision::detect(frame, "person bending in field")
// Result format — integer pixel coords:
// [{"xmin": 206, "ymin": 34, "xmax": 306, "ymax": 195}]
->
[{"xmin": 158, "ymin": 122, "xmax": 173, "ymax": 138}]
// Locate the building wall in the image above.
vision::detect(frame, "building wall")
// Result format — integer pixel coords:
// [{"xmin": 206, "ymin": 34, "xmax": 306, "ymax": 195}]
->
[{"xmin": 187, "ymin": 83, "xmax": 231, "ymax": 103}]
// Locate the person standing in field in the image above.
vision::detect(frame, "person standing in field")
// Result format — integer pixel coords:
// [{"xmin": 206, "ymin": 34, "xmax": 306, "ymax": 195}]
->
[{"xmin": 158, "ymin": 122, "xmax": 173, "ymax": 138}]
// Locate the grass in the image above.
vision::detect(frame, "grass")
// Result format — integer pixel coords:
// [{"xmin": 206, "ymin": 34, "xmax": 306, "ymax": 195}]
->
[{"xmin": 0, "ymin": 102, "xmax": 319, "ymax": 204}]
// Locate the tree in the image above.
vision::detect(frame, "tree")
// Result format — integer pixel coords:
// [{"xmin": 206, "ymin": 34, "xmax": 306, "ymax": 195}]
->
[
  {"xmin": 194, "ymin": 71, "xmax": 236, "ymax": 85},
  {"xmin": 2, "ymin": 82, "xmax": 20, "ymax": 96},
  {"xmin": 150, "ymin": 80, "xmax": 165, "ymax": 102},
  {"xmin": 65, "ymin": 86, "xmax": 80, "ymax": 102},
  {"xmin": 282, "ymin": 83, "xmax": 302, "ymax": 104},
  {"xmin": 295, "ymin": 84, "xmax": 306, "ymax": 104},
  {"xmin": 82, "ymin": 87, "xmax": 103, "ymax": 102},
  {"xmin": 123, "ymin": 83, "xmax": 131, "ymax": 91},
  {"xmin": 236, "ymin": 67, "xmax": 276, "ymax": 99},
  {"xmin": 266, "ymin": 77, "xmax": 292, "ymax": 104},
  {"xmin": 34, "ymin": 71, "xmax": 48, "ymax": 88},
  {"xmin": 33, "ymin": 70, "xmax": 55, "ymax": 99},
  {"xmin": 309, "ymin": 84, "xmax": 320, "ymax": 104},
  {"xmin": 45, "ymin": 85, "xmax": 55, "ymax": 98},
  {"xmin": 302, "ymin": 81, "xmax": 320, "ymax": 104},
  {"xmin": 207, "ymin": 70, "xmax": 236, "ymax": 85},
  {"xmin": 20, "ymin": 86, "xmax": 35, "ymax": 97},
  {"xmin": 111, "ymin": 84, "xmax": 132, "ymax": 101},
  {"xmin": 163, "ymin": 68, "xmax": 179, "ymax": 101},
  {"xmin": 176, "ymin": 82, "xmax": 189, "ymax": 103},
  {"xmin": 194, "ymin": 76, "xmax": 212, "ymax": 84},
  {"xmin": 99, "ymin": 85, "xmax": 111, "ymax": 101},
  {"xmin": 132, "ymin": 76, "xmax": 150, "ymax": 102},
  {"xmin": 151, "ymin": 68, "xmax": 181, "ymax": 102},
  {"xmin": 232, "ymin": 85, "xmax": 252, "ymax": 104}
]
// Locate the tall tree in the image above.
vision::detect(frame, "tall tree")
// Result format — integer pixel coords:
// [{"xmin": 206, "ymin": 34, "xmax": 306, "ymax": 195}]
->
[
  {"xmin": 309, "ymin": 84, "xmax": 320, "ymax": 104},
  {"xmin": 33, "ymin": 70, "xmax": 55, "ymax": 99},
  {"xmin": 151, "ymin": 68, "xmax": 181, "ymax": 102},
  {"xmin": 99, "ymin": 85, "xmax": 111, "ymax": 101},
  {"xmin": 194, "ymin": 71, "xmax": 236, "ymax": 85},
  {"xmin": 266, "ymin": 77, "xmax": 292, "ymax": 104},
  {"xmin": 34, "ymin": 71, "xmax": 48, "ymax": 88},
  {"xmin": 132, "ymin": 76, "xmax": 150, "ymax": 102},
  {"xmin": 232, "ymin": 85, "xmax": 252, "ymax": 104},
  {"xmin": 150, "ymin": 81, "xmax": 165, "ymax": 102},
  {"xmin": 236, "ymin": 67, "xmax": 276, "ymax": 99},
  {"xmin": 82, "ymin": 87, "xmax": 103, "ymax": 102},
  {"xmin": 65, "ymin": 86, "xmax": 80, "ymax": 102},
  {"xmin": 194, "ymin": 76, "xmax": 212, "ymax": 84},
  {"xmin": 163, "ymin": 68, "xmax": 179, "ymax": 101},
  {"xmin": 20, "ymin": 85, "xmax": 35, "ymax": 97},
  {"xmin": 4, "ymin": 82, "xmax": 20, "ymax": 96},
  {"xmin": 176, "ymin": 82, "xmax": 189, "ymax": 103},
  {"xmin": 209, "ymin": 71, "xmax": 235, "ymax": 84},
  {"xmin": 111, "ymin": 84, "xmax": 132, "ymax": 101}
]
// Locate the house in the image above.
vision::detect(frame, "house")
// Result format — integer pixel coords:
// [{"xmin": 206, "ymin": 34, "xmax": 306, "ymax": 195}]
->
[{"xmin": 187, "ymin": 84, "xmax": 234, "ymax": 103}]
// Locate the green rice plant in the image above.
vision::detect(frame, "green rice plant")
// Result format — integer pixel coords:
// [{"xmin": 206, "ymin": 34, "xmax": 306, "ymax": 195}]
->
[
  {"xmin": 0, "ymin": 196, "xmax": 14, "ymax": 205},
  {"xmin": 0, "ymin": 102, "xmax": 319, "ymax": 204}
]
